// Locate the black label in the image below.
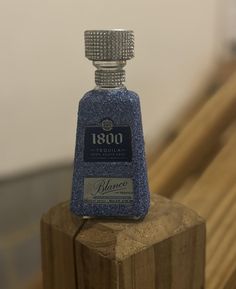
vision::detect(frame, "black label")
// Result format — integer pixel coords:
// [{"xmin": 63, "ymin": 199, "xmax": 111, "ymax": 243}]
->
[{"xmin": 84, "ymin": 120, "xmax": 132, "ymax": 162}]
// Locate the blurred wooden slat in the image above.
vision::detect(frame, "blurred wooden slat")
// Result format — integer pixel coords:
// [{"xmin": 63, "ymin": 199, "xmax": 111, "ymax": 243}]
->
[
  {"xmin": 181, "ymin": 133, "xmax": 236, "ymax": 219},
  {"xmin": 146, "ymin": 60, "xmax": 235, "ymax": 167},
  {"xmin": 174, "ymin": 132, "xmax": 236, "ymax": 289},
  {"xmin": 148, "ymin": 72, "xmax": 236, "ymax": 197},
  {"xmin": 207, "ymin": 201, "xmax": 236, "ymax": 289},
  {"xmin": 223, "ymin": 268, "xmax": 236, "ymax": 289}
]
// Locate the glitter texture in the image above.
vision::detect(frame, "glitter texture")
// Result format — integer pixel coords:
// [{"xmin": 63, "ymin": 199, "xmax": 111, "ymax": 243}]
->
[{"xmin": 70, "ymin": 87, "xmax": 150, "ymax": 218}]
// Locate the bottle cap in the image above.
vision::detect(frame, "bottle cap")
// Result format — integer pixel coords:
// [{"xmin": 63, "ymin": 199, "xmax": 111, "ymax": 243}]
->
[{"xmin": 85, "ymin": 29, "xmax": 134, "ymax": 61}]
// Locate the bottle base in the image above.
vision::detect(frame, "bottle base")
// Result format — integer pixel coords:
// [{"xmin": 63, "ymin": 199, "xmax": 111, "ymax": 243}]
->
[
  {"xmin": 71, "ymin": 203, "xmax": 149, "ymax": 220},
  {"xmin": 81, "ymin": 214, "xmax": 145, "ymax": 220}
]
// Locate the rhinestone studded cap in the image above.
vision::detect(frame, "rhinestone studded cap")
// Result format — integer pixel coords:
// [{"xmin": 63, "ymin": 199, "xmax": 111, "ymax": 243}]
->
[
  {"xmin": 85, "ymin": 30, "xmax": 134, "ymax": 61},
  {"xmin": 95, "ymin": 70, "xmax": 125, "ymax": 87},
  {"xmin": 84, "ymin": 29, "xmax": 134, "ymax": 88}
]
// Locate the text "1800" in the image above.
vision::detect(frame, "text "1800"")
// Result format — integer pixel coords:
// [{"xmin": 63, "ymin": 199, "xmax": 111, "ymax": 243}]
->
[{"xmin": 92, "ymin": 133, "xmax": 123, "ymax": 145}]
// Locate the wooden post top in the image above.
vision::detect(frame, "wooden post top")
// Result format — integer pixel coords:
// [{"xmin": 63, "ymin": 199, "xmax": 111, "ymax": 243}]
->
[
  {"xmin": 80, "ymin": 195, "xmax": 204, "ymax": 261},
  {"xmin": 42, "ymin": 193, "xmax": 204, "ymax": 261},
  {"xmin": 41, "ymin": 194, "xmax": 205, "ymax": 289}
]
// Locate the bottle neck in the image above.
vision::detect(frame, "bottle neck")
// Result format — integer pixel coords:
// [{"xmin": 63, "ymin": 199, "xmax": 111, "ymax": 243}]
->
[{"xmin": 93, "ymin": 61, "xmax": 126, "ymax": 89}]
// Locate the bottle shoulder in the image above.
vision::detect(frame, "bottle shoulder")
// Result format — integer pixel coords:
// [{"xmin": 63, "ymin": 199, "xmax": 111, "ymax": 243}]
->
[
  {"xmin": 77, "ymin": 88, "xmax": 142, "ymax": 124},
  {"xmin": 79, "ymin": 88, "xmax": 140, "ymax": 105}
]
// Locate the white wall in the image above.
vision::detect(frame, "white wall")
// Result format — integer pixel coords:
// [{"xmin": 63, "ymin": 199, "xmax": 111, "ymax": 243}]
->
[{"xmin": 0, "ymin": 0, "xmax": 222, "ymax": 177}]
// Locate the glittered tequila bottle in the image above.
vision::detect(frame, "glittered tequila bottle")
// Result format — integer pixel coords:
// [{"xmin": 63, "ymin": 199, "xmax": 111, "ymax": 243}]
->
[{"xmin": 71, "ymin": 30, "xmax": 150, "ymax": 218}]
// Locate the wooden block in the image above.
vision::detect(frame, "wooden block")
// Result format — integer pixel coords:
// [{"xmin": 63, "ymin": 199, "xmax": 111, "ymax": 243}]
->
[
  {"xmin": 41, "ymin": 202, "xmax": 85, "ymax": 289},
  {"xmin": 41, "ymin": 194, "xmax": 205, "ymax": 289}
]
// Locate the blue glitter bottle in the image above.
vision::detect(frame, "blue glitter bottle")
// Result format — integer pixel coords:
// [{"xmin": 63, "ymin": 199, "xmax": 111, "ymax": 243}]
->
[{"xmin": 71, "ymin": 30, "xmax": 150, "ymax": 219}]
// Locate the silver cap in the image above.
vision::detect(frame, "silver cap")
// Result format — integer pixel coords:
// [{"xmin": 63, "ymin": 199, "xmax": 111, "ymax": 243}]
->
[{"xmin": 85, "ymin": 30, "xmax": 134, "ymax": 61}]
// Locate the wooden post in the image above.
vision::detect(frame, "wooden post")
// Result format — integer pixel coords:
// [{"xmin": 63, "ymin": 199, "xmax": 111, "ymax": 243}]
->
[{"xmin": 41, "ymin": 194, "xmax": 205, "ymax": 289}]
